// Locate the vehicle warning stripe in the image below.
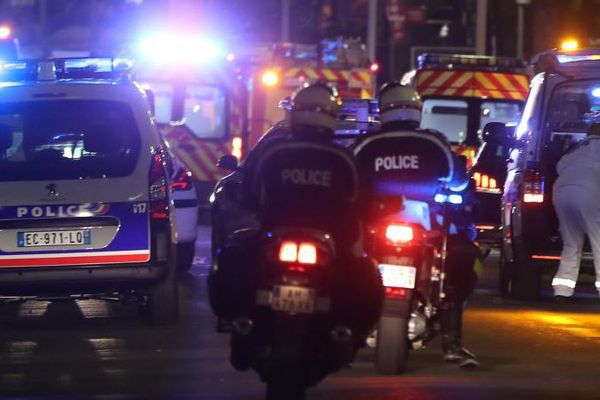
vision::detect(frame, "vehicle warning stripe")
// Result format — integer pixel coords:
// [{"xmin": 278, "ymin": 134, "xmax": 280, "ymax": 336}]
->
[{"xmin": 0, "ymin": 250, "xmax": 150, "ymax": 268}]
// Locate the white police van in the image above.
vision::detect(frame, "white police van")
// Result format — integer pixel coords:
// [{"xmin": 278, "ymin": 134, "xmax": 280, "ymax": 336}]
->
[
  {"xmin": 0, "ymin": 58, "xmax": 178, "ymax": 324},
  {"xmin": 501, "ymin": 48, "xmax": 600, "ymax": 299}
]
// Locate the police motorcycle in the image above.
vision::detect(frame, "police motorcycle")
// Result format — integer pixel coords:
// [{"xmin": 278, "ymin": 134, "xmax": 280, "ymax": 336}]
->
[
  {"xmin": 208, "ymin": 84, "xmax": 383, "ymax": 399},
  {"xmin": 355, "ymin": 130, "xmax": 470, "ymax": 374}
]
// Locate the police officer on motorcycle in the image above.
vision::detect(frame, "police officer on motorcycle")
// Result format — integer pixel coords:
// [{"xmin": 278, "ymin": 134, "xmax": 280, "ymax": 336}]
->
[
  {"xmin": 208, "ymin": 82, "xmax": 383, "ymax": 392},
  {"xmin": 360, "ymin": 82, "xmax": 481, "ymax": 368}
]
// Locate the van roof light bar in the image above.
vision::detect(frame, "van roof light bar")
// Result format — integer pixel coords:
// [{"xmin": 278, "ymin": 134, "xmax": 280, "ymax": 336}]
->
[
  {"xmin": 0, "ymin": 57, "xmax": 134, "ymax": 82},
  {"xmin": 418, "ymin": 53, "xmax": 528, "ymax": 72}
]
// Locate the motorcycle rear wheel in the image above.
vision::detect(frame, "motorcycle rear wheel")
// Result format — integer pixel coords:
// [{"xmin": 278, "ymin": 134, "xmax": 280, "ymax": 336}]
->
[
  {"xmin": 375, "ymin": 315, "xmax": 409, "ymax": 374},
  {"xmin": 265, "ymin": 368, "xmax": 307, "ymax": 400}
]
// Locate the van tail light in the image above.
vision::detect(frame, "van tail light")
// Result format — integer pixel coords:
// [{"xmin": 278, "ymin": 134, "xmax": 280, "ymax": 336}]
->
[
  {"xmin": 385, "ymin": 224, "xmax": 414, "ymax": 244},
  {"xmin": 278, "ymin": 241, "xmax": 318, "ymax": 265},
  {"xmin": 170, "ymin": 168, "xmax": 193, "ymax": 191},
  {"xmin": 523, "ymin": 169, "xmax": 545, "ymax": 204},
  {"xmin": 149, "ymin": 153, "xmax": 169, "ymax": 219},
  {"xmin": 473, "ymin": 171, "xmax": 501, "ymax": 194}
]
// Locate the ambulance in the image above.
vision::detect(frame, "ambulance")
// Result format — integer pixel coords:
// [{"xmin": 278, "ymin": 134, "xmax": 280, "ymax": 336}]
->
[
  {"xmin": 402, "ymin": 54, "xmax": 530, "ymax": 244},
  {"xmin": 135, "ymin": 35, "xmax": 376, "ymax": 206}
]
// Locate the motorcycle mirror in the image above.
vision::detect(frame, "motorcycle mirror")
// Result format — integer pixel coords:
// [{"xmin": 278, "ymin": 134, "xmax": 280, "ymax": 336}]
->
[{"xmin": 217, "ymin": 154, "xmax": 239, "ymax": 171}]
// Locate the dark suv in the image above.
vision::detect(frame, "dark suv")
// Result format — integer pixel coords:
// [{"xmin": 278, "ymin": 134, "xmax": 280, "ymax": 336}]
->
[{"xmin": 501, "ymin": 49, "xmax": 600, "ymax": 299}]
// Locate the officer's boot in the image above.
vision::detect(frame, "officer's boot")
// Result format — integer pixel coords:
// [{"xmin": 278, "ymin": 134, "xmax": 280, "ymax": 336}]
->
[{"xmin": 441, "ymin": 302, "xmax": 479, "ymax": 368}]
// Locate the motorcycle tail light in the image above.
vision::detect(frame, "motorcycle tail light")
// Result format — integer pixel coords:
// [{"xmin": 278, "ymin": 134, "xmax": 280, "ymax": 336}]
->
[
  {"xmin": 385, "ymin": 287, "xmax": 408, "ymax": 299},
  {"xmin": 385, "ymin": 224, "xmax": 414, "ymax": 243},
  {"xmin": 279, "ymin": 241, "xmax": 298, "ymax": 263},
  {"xmin": 297, "ymin": 242, "xmax": 317, "ymax": 264},
  {"xmin": 278, "ymin": 241, "xmax": 319, "ymax": 265}
]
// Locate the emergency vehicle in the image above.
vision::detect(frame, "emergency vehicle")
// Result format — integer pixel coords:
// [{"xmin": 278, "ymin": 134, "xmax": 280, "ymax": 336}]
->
[
  {"xmin": 402, "ymin": 54, "xmax": 530, "ymax": 243},
  {"xmin": 135, "ymin": 36, "xmax": 376, "ymax": 206},
  {"xmin": 0, "ymin": 57, "xmax": 178, "ymax": 324},
  {"xmin": 502, "ymin": 48, "xmax": 600, "ymax": 299}
]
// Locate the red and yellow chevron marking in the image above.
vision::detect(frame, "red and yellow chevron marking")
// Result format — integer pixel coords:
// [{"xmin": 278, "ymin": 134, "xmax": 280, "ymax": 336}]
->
[
  {"xmin": 284, "ymin": 67, "xmax": 373, "ymax": 93},
  {"xmin": 161, "ymin": 126, "xmax": 230, "ymax": 182},
  {"xmin": 452, "ymin": 145, "xmax": 479, "ymax": 168},
  {"xmin": 415, "ymin": 70, "xmax": 529, "ymax": 100}
]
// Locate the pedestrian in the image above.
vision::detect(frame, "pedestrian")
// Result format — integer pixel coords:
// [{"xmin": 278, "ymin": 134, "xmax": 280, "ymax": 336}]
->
[{"xmin": 552, "ymin": 122, "xmax": 600, "ymax": 300}]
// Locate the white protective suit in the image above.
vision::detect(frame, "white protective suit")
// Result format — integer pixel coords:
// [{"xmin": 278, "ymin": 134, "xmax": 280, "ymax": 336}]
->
[{"xmin": 553, "ymin": 136, "xmax": 600, "ymax": 297}]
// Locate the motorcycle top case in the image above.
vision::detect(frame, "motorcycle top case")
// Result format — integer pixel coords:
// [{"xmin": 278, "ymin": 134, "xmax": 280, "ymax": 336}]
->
[
  {"xmin": 0, "ymin": 202, "xmax": 150, "ymax": 268},
  {"xmin": 354, "ymin": 130, "xmax": 455, "ymax": 201}
]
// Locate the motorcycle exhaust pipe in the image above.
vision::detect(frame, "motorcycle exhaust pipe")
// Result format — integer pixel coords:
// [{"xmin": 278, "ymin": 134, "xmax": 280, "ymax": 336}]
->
[
  {"xmin": 330, "ymin": 326, "xmax": 353, "ymax": 342},
  {"xmin": 232, "ymin": 318, "xmax": 254, "ymax": 336}
]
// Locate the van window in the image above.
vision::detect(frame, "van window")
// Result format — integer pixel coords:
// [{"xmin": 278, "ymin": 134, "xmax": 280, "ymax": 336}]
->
[
  {"xmin": 142, "ymin": 81, "xmax": 173, "ymax": 125},
  {"xmin": 421, "ymin": 99, "xmax": 468, "ymax": 144},
  {"xmin": 0, "ymin": 100, "xmax": 140, "ymax": 181},
  {"xmin": 544, "ymin": 79, "xmax": 600, "ymax": 158},
  {"xmin": 480, "ymin": 101, "xmax": 522, "ymax": 129},
  {"xmin": 183, "ymin": 85, "xmax": 227, "ymax": 139}
]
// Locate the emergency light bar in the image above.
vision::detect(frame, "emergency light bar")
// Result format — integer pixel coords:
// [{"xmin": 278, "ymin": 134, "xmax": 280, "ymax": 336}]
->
[
  {"xmin": 0, "ymin": 57, "xmax": 133, "ymax": 81},
  {"xmin": 418, "ymin": 53, "xmax": 528, "ymax": 72}
]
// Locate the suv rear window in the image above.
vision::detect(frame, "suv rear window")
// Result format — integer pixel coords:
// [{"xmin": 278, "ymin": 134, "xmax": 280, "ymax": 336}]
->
[
  {"xmin": 544, "ymin": 80, "xmax": 600, "ymax": 159},
  {"xmin": 0, "ymin": 100, "xmax": 140, "ymax": 181}
]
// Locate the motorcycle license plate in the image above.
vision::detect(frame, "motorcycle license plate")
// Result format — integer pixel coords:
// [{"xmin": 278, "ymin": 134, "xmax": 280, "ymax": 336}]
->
[
  {"xmin": 378, "ymin": 264, "xmax": 416, "ymax": 289},
  {"xmin": 271, "ymin": 285, "xmax": 315, "ymax": 314}
]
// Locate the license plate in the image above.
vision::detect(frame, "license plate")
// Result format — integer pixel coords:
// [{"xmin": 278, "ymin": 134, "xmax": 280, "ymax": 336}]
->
[
  {"xmin": 17, "ymin": 230, "xmax": 91, "ymax": 247},
  {"xmin": 271, "ymin": 285, "xmax": 315, "ymax": 314},
  {"xmin": 378, "ymin": 264, "xmax": 416, "ymax": 289}
]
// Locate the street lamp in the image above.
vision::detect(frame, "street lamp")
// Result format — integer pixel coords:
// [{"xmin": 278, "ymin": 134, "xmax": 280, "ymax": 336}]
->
[{"xmin": 516, "ymin": 0, "xmax": 531, "ymax": 59}]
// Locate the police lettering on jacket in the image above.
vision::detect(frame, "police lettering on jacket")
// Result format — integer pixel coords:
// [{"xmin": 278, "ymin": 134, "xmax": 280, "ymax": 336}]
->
[
  {"xmin": 374, "ymin": 155, "xmax": 419, "ymax": 172},
  {"xmin": 281, "ymin": 168, "xmax": 332, "ymax": 187}
]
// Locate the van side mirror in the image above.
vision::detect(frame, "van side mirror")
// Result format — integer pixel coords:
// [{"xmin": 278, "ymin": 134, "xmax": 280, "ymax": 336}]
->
[
  {"xmin": 482, "ymin": 122, "xmax": 514, "ymax": 146},
  {"xmin": 217, "ymin": 154, "xmax": 239, "ymax": 171}
]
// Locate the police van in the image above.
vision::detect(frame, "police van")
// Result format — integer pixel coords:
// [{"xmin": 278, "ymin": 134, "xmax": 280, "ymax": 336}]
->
[
  {"xmin": 0, "ymin": 58, "xmax": 178, "ymax": 324},
  {"xmin": 501, "ymin": 48, "xmax": 600, "ymax": 299}
]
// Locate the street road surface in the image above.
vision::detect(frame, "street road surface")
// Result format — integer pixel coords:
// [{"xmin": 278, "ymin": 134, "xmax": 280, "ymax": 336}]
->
[{"xmin": 0, "ymin": 226, "xmax": 599, "ymax": 399}]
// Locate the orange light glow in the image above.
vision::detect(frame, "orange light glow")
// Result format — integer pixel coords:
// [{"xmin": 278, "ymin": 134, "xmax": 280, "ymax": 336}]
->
[
  {"xmin": 231, "ymin": 137, "xmax": 242, "ymax": 160},
  {"xmin": 560, "ymin": 39, "xmax": 579, "ymax": 51},
  {"xmin": 532, "ymin": 255, "xmax": 561, "ymax": 260},
  {"xmin": 261, "ymin": 70, "xmax": 279, "ymax": 87}
]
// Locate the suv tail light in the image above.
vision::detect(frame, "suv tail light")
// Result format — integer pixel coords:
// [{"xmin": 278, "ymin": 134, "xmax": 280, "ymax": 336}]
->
[
  {"xmin": 523, "ymin": 169, "xmax": 545, "ymax": 204},
  {"xmin": 473, "ymin": 171, "xmax": 501, "ymax": 194},
  {"xmin": 170, "ymin": 168, "xmax": 193, "ymax": 191},
  {"xmin": 150, "ymin": 153, "xmax": 169, "ymax": 219}
]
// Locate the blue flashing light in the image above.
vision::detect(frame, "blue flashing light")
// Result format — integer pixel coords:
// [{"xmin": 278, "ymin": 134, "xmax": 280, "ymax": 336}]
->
[
  {"xmin": 448, "ymin": 194, "xmax": 463, "ymax": 205},
  {"xmin": 137, "ymin": 33, "xmax": 226, "ymax": 66},
  {"xmin": 434, "ymin": 193, "xmax": 463, "ymax": 205},
  {"xmin": 556, "ymin": 54, "xmax": 600, "ymax": 64},
  {"xmin": 434, "ymin": 194, "xmax": 446, "ymax": 203}
]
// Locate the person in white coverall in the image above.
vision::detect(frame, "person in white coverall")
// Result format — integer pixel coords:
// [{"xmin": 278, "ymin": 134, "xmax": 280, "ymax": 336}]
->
[{"xmin": 552, "ymin": 124, "xmax": 600, "ymax": 299}]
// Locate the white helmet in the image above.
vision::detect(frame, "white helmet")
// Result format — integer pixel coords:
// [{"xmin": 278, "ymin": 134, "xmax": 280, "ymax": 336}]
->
[
  {"xmin": 378, "ymin": 82, "xmax": 422, "ymax": 126},
  {"xmin": 288, "ymin": 82, "xmax": 340, "ymax": 135}
]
